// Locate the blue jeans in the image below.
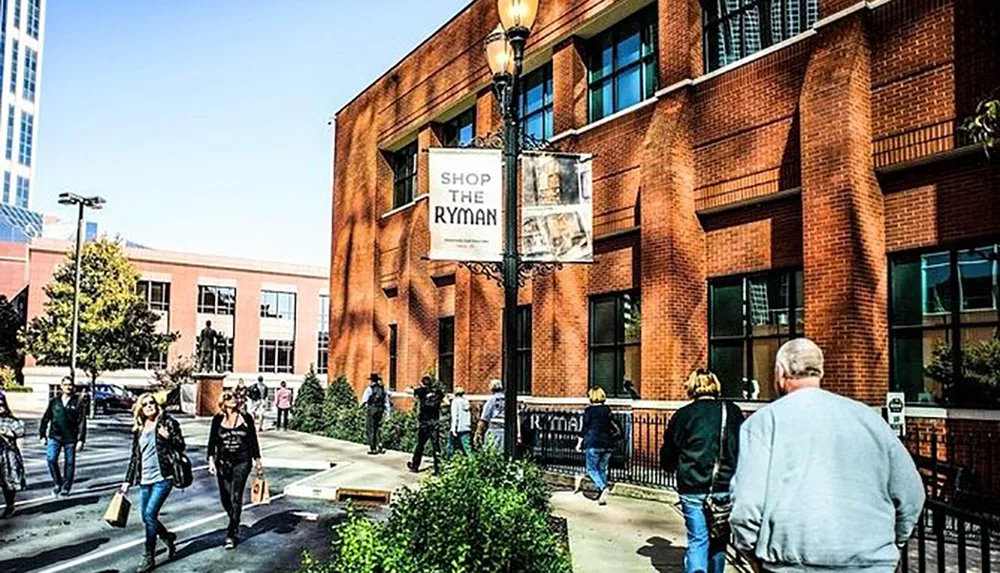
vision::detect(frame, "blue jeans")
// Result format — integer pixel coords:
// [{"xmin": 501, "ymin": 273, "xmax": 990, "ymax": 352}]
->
[
  {"xmin": 584, "ymin": 448, "xmax": 612, "ymax": 491},
  {"xmin": 46, "ymin": 439, "xmax": 76, "ymax": 493},
  {"xmin": 139, "ymin": 479, "xmax": 173, "ymax": 555},
  {"xmin": 446, "ymin": 431, "xmax": 473, "ymax": 458},
  {"xmin": 679, "ymin": 493, "xmax": 728, "ymax": 573}
]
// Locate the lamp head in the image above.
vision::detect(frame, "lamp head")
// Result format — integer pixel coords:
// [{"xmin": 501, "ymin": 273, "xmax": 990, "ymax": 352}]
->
[
  {"xmin": 485, "ymin": 25, "xmax": 515, "ymax": 78},
  {"xmin": 497, "ymin": 0, "xmax": 538, "ymax": 36}
]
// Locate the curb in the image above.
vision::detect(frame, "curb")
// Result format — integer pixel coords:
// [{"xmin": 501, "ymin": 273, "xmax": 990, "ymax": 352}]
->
[{"xmin": 542, "ymin": 470, "xmax": 678, "ymax": 505}]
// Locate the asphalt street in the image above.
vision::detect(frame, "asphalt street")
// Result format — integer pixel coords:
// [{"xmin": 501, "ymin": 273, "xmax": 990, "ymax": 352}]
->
[{"xmin": 0, "ymin": 414, "xmax": 349, "ymax": 573}]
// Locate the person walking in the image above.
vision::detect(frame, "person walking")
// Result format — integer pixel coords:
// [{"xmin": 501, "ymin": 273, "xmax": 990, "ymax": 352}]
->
[
  {"xmin": 248, "ymin": 376, "xmax": 268, "ymax": 432},
  {"xmin": 119, "ymin": 393, "xmax": 185, "ymax": 573},
  {"xmin": 447, "ymin": 386, "xmax": 473, "ymax": 458},
  {"xmin": 0, "ymin": 394, "xmax": 26, "ymax": 518},
  {"xmin": 574, "ymin": 387, "xmax": 620, "ymax": 505},
  {"xmin": 39, "ymin": 377, "xmax": 87, "ymax": 497},
  {"xmin": 730, "ymin": 339, "xmax": 925, "ymax": 573},
  {"xmin": 661, "ymin": 369, "xmax": 743, "ymax": 573},
  {"xmin": 407, "ymin": 376, "xmax": 444, "ymax": 474},
  {"xmin": 274, "ymin": 381, "xmax": 293, "ymax": 431},
  {"xmin": 476, "ymin": 379, "xmax": 505, "ymax": 450},
  {"xmin": 362, "ymin": 373, "xmax": 390, "ymax": 455},
  {"xmin": 207, "ymin": 390, "xmax": 263, "ymax": 550}
]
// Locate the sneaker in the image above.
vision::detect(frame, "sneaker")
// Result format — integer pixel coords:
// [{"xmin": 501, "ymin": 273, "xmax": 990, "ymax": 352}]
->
[
  {"xmin": 162, "ymin": 530, "xmax": 178, "ymax": 560},
  {"xmin": 59, "ymin": 489, "xmax": 71, "ymax": 498},
  {"xmin": 51, "ymin": 487, "xmax": 60, "ymax": 498},
  {"xmin": 135, "ymin": 554, "xmax": 155, "ymax": 573},
  {"xmin": 572, "ymin": 475, "xmax": 583, "ymax": 494},
  {"xmin": 598, "ymin": 488, "xmax": 610, "ymax": 505},
  {"xmin": 406, "ymin": 461, "xmax": 418, "ymax": 473},
  {"xmin": 224, "ymin": 537, "xmax": 236, "ymax": 550},
  {"xmin": 367, "ymin": 450, "xmax": 378, "ymax": 455},
  {"xmin": 378, "ymin": 448, "xmax": 386, "ymax": 455}
]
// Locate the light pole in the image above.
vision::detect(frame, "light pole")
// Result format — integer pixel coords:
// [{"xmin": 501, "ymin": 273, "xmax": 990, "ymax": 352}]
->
[
  {"xmin": 484, "ymin": 0, "xmax": 539, "ymax": 458},
  {"xmin": 58, "ymin": 192, "xmax": 106, "ymax": 418}
]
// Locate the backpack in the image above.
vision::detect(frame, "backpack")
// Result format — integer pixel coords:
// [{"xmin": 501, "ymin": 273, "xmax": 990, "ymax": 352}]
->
[
  {"xmin": 247, "ymin": 384, "xmax": 262, "ymax": 401},
  {"xmin": 367, "ymin": 383, "xmax": 386, "ymax": 409}
]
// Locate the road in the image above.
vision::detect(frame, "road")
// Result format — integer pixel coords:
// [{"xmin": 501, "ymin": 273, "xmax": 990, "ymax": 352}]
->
[{"xmin": 0, "ymin": 414, "xmax": 349, "ymax": 573}]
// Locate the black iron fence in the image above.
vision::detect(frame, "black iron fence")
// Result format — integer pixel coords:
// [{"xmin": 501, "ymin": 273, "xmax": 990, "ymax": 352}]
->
[
  {"xmin": 903, "ymin": 427, "xmax": 1000, "ymax": 512},
  {"xmin": 901, "ymin": 499, "xmax": 1000, "ymax": 573}
]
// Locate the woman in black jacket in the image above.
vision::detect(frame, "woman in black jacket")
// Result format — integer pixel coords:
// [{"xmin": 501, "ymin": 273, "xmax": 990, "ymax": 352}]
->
[
  {"xmin": 119, "ymin": 393, "xmax": 185, "ymax": 573},
  {"xmin": 206, "ymin": 389, "xmax": 263, "ymax": 550},
  {"xmin": 575, "ymin": 387, "xmax": 618, "ymax": 505}
]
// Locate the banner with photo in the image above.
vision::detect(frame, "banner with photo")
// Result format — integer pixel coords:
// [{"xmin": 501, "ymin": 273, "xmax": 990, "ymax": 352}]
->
[
  {"xmin": 520, "ymin": 151, "xmax": 594, "ymax": 263},
  {"xmin": 428, "ymin": 148, "xmax": 503, "ymax": 262}
]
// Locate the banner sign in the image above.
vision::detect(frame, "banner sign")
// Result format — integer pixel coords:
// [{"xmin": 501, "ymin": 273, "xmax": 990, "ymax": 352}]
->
[
  {"xmin": 886, "ymin": 392, "xmax": 906, "ymax": 437},
  {"xmin": 520, "ymin": 152, "xmax": 594, "ymax": 263},
  {"xmin": 428, "ymin": 148, "xmax": 503, "ymax": 262}
]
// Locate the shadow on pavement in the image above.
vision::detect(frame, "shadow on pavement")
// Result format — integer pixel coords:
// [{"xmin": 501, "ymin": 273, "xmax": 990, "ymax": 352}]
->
[
  {"xmin": 0, "ymin": 536, "xmax": 111, "ymax": 573},
  {"xmin": 16, "ymin": 494, "xmax": 102, "ymax": 516},
  {"xmin": 637, "ymin": 536, "xmax": 686, "ymax": 573},
  {"xmin": 168, "ymin": 510, "xmax": 306, "ymax": 562}
]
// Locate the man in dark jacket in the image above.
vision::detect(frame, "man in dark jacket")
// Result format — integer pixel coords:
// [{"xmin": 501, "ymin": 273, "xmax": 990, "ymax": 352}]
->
[
  {"xmin": 39, "ymin": 377, "xmax": 88, "ymax": 496},
  {"xmin": 407, "ymin": 376, "xmax": 444, "ymax": 474},
  {"xmin": 361, "ymin": 373, "xmax": 390, "ymax": 455}
]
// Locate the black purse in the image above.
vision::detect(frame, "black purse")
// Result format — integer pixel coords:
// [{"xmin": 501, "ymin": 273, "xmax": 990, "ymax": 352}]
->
[{"xmin": 704, "ymin": 402, "xmax": 733, "ymax": 541}]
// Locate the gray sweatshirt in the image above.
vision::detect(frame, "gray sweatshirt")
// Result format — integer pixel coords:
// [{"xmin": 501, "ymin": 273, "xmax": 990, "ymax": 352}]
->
[{"xmin": 730, "ymin": 388, "xmax": 925, "ymax": 573}]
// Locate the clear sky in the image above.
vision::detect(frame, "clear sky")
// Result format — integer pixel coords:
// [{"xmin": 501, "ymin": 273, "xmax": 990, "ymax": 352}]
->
[{"xmin": 35, "ymin": 0, "xmax": 471, "ymax": 267}]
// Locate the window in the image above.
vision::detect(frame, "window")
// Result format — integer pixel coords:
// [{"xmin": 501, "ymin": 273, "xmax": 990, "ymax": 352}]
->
[
  {"xmin": 317, "ymin": 333, "xmax": 329, "ymax": 375},
  {"xmin": 520, "ymin": 64, "xmax": 554, "ymax": 141},
  {"xmin": 18, "ymin": 112, "xmax": 32, "ymax": 166},
  {"xmin": 9, "ymin": 40, "xmax": 17, "ymax": 95},
  {"xmin": 27, "ymin": 0, "xmax": 40, "ymax": 39},
  {"xmin": 5, "ymin": 106, "xmax": 13, "ymax": 160},
  {"xmin": 708, "ymin": 269, "xmax": 804, "ymax": 400},
  {"xmin": 589, "ymin": 291, "xmax": 641, "ymax": 398},
  {"xmin": 389, "ymin": 324, "xmax": 398, "ymax": 391},
  {"xmin": 516, "ymin": 305, "xmax": 532, "ymax": 395},
  {"xmin": 391, "ymin": 141, "xmax": 418, "ymax": 208},
  {"xmin": 260, "ymin": 290, "xmax": 296, "ymax": 320},
  {"xmin": 22, "ymin": 48, "xmax": 36, "ymax": 102},
  {"xmin": 197, "ymin": 285, "xmax": 236, "ymax": 315},
  {"xmin": 442, "ymin": 106, "xmax": 476, "ymax": 147},
  {"xmin": 702, "ymin": 0, "xmax": 819, "ymax": 72},
  {"xmin": 890, "ymin": 244, "xmax": 999, "ymax": 406},
  {"xmin": 587, "ymin": 6, "xmax": 658, "ymax": 122},
  {"xmin": 2, "ymin": 172, "xmax": 8, "ymax": 204},
  {"xmin": 137, "ymin": 280, "xmax": 170, "ymax": 312},
  {"xmin": 259, "ymin": 339, "xmax": 294, "ymax": 373},
  {"xmin": 318, "ymin": 294, "xmax": 330, "ymax": 333},
  {"xmin": 134, "ymin": 351, "xmax": 168, "ymax": 371},
  {"xmin": 14, "ymin": 176, "xmax": 27, "ymax": 208},
  {"xmin": 13, "ymin": 0, "xmax": 19, "ymax": 29},
  {"xmin": 438, "ymin": 317, "xmax": 454, "ymax": 391}
]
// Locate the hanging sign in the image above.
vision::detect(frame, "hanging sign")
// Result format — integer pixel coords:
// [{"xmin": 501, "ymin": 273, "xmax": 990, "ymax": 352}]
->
[
  {"xmin": 428, "ymin": 148, "xmax": 503, "ymax": 262},
  {"xmin": 520, "ymin": 152, "xmax": 594, "ymax": 263}
]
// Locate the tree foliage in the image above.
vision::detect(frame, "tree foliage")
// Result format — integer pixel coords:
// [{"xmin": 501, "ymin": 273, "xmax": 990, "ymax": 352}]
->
[
  {"xmin": 19, "ymin": 238, "xmax": 178, "ymax": 383},
  {"xmin": 0, "ymin": 295, "xmax": 22, "ymax": 371},
  {"xmin": 962, "ymin": 92, "xmax": 999, "ymax": 157},
  {"xmin": 926, "ymin": 338, "xmax": 1000, "ymax": 405}
]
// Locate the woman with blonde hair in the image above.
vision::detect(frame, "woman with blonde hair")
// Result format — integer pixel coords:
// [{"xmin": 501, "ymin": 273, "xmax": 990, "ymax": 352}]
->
[
  {"xmin": 661, "ymin": 369, "xmax": 743, "ymax": 573},
  {"xmin": 575, "ymin": 387, "xmax": 620, "ymax": 505},
  {"xmin": 206, "ymin": 389, "xmax": 262, "ymax": 550},
  {"xmin": 119, "ymin": 393, "xmax": 186, "ymax": 572}
]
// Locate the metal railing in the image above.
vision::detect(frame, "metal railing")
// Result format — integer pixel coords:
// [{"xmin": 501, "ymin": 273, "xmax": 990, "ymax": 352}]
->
[
  {"xmin": 903, "ymin": 427, "xmax": 1000, "ymax": 512},
  {"xmin": 901, "ymin": 499, "xmax": 999, "ymax": 573}
]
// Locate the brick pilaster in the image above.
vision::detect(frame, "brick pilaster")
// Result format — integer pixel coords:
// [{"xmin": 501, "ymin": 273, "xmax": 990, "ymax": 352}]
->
[{"xmin": 552, "ymin": 37, "xmax": 587, "ymax": 134}]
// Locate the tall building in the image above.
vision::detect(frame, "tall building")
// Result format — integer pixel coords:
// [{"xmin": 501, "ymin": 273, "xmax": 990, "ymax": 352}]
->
[{"xmin": 0, "ymin": 0, "xmax": 44, "ymax": 210}]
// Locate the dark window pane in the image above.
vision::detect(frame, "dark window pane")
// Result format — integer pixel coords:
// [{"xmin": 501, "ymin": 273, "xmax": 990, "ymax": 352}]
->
[
  {"xmin": 616, "ymin": 27, "xmax": 641, "ymax": 68},
  {"xmin": 710, "ymin": 341, "xmax": 744, "ymax": 399},
  {"xmin": 892, "ymin": 328, "xmax": 949, "ymax": 404},
  {"xmin": 795, "ymin": 270, "xmax": 805, "ymax": 332},
  {"xmin": 959, "ymin": 246, "xmax": 997, "ymax": 319},
  {"xmin": 592, "ymin": 298, "xmax": 617, "ymax": 345},
  {"xmin": 711, "ymin": 279, "xmax": 743, "ymax": 337},
  {"xmin": 623, "ymin": 345, "xmax": 640, "ymax": 398},
  {"xmin": 589, "ymin": 35, "xmax": 613, "ymax": 82},
  {"xmin": 389, "ymin": 324, "xmax": 398, "ymax": 391},
  {"xmin": 591, "ymin": 349, "xmax": 617, "ymax": 396},
  {"xmin": 923, "ymin": 251, "xmax": 952, "ymax": 317},
  {"xmin": 623, "ymin": 294, "xmax": 641, "ymax": 344}
]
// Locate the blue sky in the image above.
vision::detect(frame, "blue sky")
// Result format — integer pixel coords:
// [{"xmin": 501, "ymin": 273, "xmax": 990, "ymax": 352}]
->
[{"xmin": 35, "ymin": 0, "xmax": 471, "ymax": 267}]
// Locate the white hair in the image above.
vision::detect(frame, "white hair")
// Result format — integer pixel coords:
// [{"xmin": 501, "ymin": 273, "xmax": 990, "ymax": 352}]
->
[
  {"xmin": 775, "ymin": 338, "xmax": 824, "ymax": 379},
  {"xmin": 489, "ymin": 379, "xmax": 503, "ymax": 392}
]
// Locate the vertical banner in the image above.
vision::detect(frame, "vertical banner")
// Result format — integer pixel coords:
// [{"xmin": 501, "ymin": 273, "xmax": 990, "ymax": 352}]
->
[
  {"xmin": 428, "ymin": 148, "xmax": 503, "ymax": 262},
  {"xmin": 520, "ymin": 152, "xmax": 594, "ymax": 263}
]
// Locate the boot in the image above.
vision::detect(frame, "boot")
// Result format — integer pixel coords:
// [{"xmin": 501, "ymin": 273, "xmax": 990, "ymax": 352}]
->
[
  {"xmin": 135, "ymin": 553, "xmax": 155, "ymax": 573},
  {"xmin": 161, "ymin": 530, "xmax": 177, "ymax": 560}
]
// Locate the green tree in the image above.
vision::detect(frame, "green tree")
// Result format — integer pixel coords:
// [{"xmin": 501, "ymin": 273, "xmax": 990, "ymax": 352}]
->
[
  {"xmin": 962, "ymin": 90, "xmax": 999, "ymax": 158},
  {"xmin": 0, "ymin": 294, "xmax": 22, "ymax": 371},
  {"xmin": 926, "ymin": 339, "xmax": 1000, "ymax": 405},
  {"xmin": 19, "ymin": 238, "xmax": 177, "ymax": 385},
  {"xmin": 290, "ymin": 366, "xmax": 326, "ymax": 432}
]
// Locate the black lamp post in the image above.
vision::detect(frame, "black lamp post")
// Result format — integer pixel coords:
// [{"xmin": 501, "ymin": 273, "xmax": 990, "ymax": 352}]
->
[{"xmin": 484, "ymin": 0, "xmax": 539, "ymax": 458}]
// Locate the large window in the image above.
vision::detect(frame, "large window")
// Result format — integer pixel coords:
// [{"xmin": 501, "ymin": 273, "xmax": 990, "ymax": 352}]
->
[
  {"xmin": 22, "ymin": 48, "xmax": 36, "ymax": 102},
  {"xmin": 442, "ymin": 106, "xmax": 475, "ymax": 147},
  {"xmin": 9, "ymin": 40, "xmax": 17, "ymax": 95},
  {"xmin": 516, "ymin": 305, "xmax": 532, "ymax": 395},
  {"xmin": 5, "ymin": 105, "xmax": 13, "ymax": 160},
  {"xmin": 14, "ymin": 176, "xmax": 28, "ymax": 209},
  {"xmin": 589, "ymin": 291, "xmax": 641, "ymax": 398},
  {"xmin": 260, "ymin": 290, "xmax": 296, "ymax": 320},
  {"xmin": 392, "ymin": 141, "xmax": 418, "ymax": 208},
  {"xmin": 520, "ymin": 64, "xmax": 554, "ymax": 141},
  {"xmin": 26, "ymin": 0, "xmax": 40, "ymax": 39},
  {"xmin": 389, "ymin": 324, "xmax": 398, "ymax": 391},
  {"xmin": 709, "ymin": 269, "xmax": 804, "ymax": 400},
  {"xmin": 587, "ymin": 6, "xmax": 658, "ymax": 122},
  {"xmin": 702, "ymin": 0, "xmax": 819, "ymax": 72},
  {"xmin": 137, "ymin": 280, "xmax": 170, "ymax": 312},
  {"xmin": 13, "ymin": 0, "xmax": 19, "ymax": 29},
  {"xmin": 18, "ymin": 112, "xmax": 33, "ymax": 166},
  {"xmin": 317, "ymin": 294, "xmax": 330, "ymax": 375},
  {"xmin": 259, "ymin": 339, "xmax": 294, "ymax": 373},
  {"xmin": 890, "ymin": 244, "xmax": 999, "ymax": 406},
  {"xmin": 438, "ymin": 317, "xmax": 454, "ymax": 391},
  {"xmin": 2, "ymin": 172, "xmax": 9, "ymax": 203},
  {"xmin": 197, "ymin": 285, "xmax": 236, "ymax": 315}
]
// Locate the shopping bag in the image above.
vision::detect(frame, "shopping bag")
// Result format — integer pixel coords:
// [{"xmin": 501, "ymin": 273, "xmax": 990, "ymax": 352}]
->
[
  {"xmin": 250, "ymin": 472, "xmax": 270, "ymax": 504},
  {"xmin": 103, "ymin": 493, "xmax": 131, "ymax": 528}
]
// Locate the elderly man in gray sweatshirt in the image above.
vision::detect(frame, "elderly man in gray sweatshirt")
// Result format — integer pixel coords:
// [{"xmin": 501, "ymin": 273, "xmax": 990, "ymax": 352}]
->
[{"xmin": 730, "ymin": 338, "xmax": 925, "ymax": 573}]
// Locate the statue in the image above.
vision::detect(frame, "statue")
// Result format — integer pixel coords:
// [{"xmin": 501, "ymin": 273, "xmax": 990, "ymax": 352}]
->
[{"xmin": 197, "ymin": 320, "xmax": 219, "ymax": 372}]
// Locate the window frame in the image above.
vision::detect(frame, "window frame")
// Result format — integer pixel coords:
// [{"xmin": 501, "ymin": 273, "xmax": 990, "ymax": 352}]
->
[
  {"xmin": 438, "ymin": 316, "xmax": 455, "ymax": 391},
  {"xmin": 137, "ymin": 279, "xmax": 171, "ymax": 312},
  {"xmin": 18, "ymin": 111, "xmax": 32, "ymax": 166},
  {"xmin": 14, "ymin": 176, "xmax": 28, "ymax": 209},
  {"xmin": 197, "ymin": 285, "xmax": 236, "ymax": 315},
  {"xmin": 22, "ymin": 47, "xmax": 36, "ymax": 102},
  {"xmin": 26, "ymin": 0, "xmax": 40, "ymax": 39},
  {"xmin": 586, "ymin": 6, "xmax": 658, "ymax": 123},
  {"xmin": 588, "ymin": 290, "xmax": 641, "ymax": 398},
  {"xmin": 520, "ymin": 63, "xmax": 554, "ymax": 142},
  {"xmin": 260, "ymin": 290, "xmax": 296, "ymax": 321},
  {"xmin": 701, "ymin": 0, "xmax": 819, "ymax": 72},
  {"xmin": 2, "ymin": 172, "xmax": 9, "ymax": 204},
  {"xmin": 516, "ymin": 305, "xmax": 532, "ymax": 395},
  {"xmin": 258, "ymin": 339, "xmax": 294, "ymax": 374},
  {"xmin": 442, "ymin": 106, "xmax": 476, "ymax": 148},
  {"xmin": 9, "ymin": 39, "xmax": 17, "ymax": 95},
  {"xmin": 5, "ymin": 105, "xmax": 13, "ymax": 161},
  {"xmin": 316, "ymin": 332, "xmax": 329, "ymax": 375},
  {"xmin": 391, "ymin": 141, "xmax": 418, "ymax": 209},
  {"xmin": 13, "ymin": 0, "xmax": 20, "ymax": 29}
]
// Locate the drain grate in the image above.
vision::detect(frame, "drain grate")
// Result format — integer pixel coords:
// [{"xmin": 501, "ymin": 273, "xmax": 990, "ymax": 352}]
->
[{"xmin": 336, "ymin": 488, "xmax": 392, "ymax": 504}]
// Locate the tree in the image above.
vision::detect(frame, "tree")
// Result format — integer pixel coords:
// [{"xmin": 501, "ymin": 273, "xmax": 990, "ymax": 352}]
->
[
  {"xmin": 962, "ymin": 90, "xmax": 999, "ymax": 158},
  {"xmin": 0, "ymin": 295, "xmax": 22, "ymax": 370},
  {"xmin": 20, "ymin": 238, "xmax": 178, "ymax": 385}
]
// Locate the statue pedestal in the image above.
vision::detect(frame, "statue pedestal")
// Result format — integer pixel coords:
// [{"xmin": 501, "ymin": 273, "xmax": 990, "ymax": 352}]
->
[{"xmin": 192, "ymin": 372, "xmax": 227, "ymax": 417}]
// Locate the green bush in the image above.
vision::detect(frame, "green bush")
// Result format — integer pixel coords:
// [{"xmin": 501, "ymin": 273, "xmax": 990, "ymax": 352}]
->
[
  {"xmin": 289, "ymin": 367, "xmax": 326, "ymax": 432},
  {"xmin": 307, "ymin": 449, "xmax": 571, "ymax": 573},
  {"xmin": 380, "ymin": 408, "xmax": 418, "ymax": 453}
]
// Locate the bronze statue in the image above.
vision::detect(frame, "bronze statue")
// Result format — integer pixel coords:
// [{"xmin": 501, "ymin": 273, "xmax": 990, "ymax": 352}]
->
[{"xmin": 197, "ymin": 320, "xmax": 219, "ymax": 372}]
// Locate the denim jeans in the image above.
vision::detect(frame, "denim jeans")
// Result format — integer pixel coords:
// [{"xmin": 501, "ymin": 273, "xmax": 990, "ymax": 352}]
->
[
  {"xmin": 584, "ymin": 448, "xmax": 613, "ymax": 491},
  {"xmin": 139, "ymin": 479, "xmax": 173, "ymax": 555},
  {"xmin": 446, "ymin": 431, "xmax": 473, "ymax": 458},
  {"xmin": 46, "ymin": 439, "xmax": 76, "ymax": 493},
  {"xmin": 679, "ymin": 493, "xmax": 729, "ymax": 573}
]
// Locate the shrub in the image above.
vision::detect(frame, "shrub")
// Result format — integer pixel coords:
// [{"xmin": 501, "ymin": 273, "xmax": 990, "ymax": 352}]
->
[
  {"xmin": 290, "ymin": 367, "xmax": 326, "ymax": 432},
  {"xmin": 380, "ymin": 408, "xmax": 418, "ymax": 453}
]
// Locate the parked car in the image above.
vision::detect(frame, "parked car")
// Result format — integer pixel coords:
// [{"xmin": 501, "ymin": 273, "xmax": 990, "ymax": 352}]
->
[{"xmin": 93, "ymin": 383, "xmax": 136, "ymax": 414}]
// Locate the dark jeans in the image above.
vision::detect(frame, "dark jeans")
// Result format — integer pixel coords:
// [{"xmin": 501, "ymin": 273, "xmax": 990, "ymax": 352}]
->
[
  {"xmin": 276, "ymin": 408, "xmax": 291, "ymax": 430},
  {"xmin": 2, "ymin": 484, "xmax": 14, "ymax": 513},
  {"xmin": 217, "ymin": 459, "xmax": 252, "ymax": 538},
  {"xmin": 46, "ymin": 439, "xmax": 76, "ymax": 493},
  {"xmin": 365, "ymin": 409, "xmax": 383, "ymax": 452},
  {"xmin": 139, "ymin": 479, "xmax": 173, "ymax": 555},
  {"xmin": 411, "ymin": 421, "xmax": 441, "ymax": 472}
]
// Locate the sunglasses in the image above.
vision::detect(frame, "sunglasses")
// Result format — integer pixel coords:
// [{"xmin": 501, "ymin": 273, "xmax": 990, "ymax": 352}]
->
[
  {"xmin": 222, "ymin": 393, "xmax": 235, "ymax": 401},
  {"xmin": 142, "ymin": 400, "xmax": 157, "ymax": 407}
]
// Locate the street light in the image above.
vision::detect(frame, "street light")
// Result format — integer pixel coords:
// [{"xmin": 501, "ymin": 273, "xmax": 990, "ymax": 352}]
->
[
  {"xmin": 58, "ymin": 192, "xmax": 106, "ymax": 418},
  {"xmin": 484, "ymin": 0, "xmax": 538, "ymax": 458}
]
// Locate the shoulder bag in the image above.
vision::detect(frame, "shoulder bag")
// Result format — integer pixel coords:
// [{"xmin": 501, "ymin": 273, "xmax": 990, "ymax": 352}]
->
[{"xmin": 704, "ymin": 401, "xmax": 733, "ymax": 541}]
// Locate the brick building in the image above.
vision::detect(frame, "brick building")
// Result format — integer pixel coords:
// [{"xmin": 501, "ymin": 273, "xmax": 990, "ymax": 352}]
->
[{"xmin": 330, "ymin": 0, "xmax": 999, "ymax": 430}]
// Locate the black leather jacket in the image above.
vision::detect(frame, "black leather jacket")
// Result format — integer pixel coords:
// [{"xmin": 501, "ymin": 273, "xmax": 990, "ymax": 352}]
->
[{"xmin": 125, "ymin": 414, "xmax": 185, "ymax": 485}]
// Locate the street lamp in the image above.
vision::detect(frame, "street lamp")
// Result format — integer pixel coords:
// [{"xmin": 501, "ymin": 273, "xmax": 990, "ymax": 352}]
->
[
  {"xmin": 484, "ymin": 0, "xmax": 538, "ymax": 458},
  {"xmin": 58, "ymin": 192, "xmax": 106, "ymax": 418}
]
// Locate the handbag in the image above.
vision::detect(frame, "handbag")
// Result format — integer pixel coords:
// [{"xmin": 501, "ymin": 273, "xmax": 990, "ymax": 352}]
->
[
  {"xmin": 103, "ymin": 492, "xmax": 131, "ymax": 528},
  {"xmin": 703, "ymin": 401, "xmax": 733, "ymax": 541},
  {"xmin": 250, "ymin": 469, "xmax": 270, "ymax": 504},
  {"xmin": 170, "ymin": 449, "xmax": 194, "ymax": 489}
]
